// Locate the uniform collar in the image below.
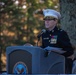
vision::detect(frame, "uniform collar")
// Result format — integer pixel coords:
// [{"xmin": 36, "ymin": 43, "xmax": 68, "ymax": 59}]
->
[{"xmin": 46, "ymin": 26, "xmax": 58, "ymax": 33}]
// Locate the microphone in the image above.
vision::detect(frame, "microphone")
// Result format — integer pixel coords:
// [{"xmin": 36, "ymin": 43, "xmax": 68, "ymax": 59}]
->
[{"xmin": 37, "ymin": 29, "xmax": 46, "ymax": 38}]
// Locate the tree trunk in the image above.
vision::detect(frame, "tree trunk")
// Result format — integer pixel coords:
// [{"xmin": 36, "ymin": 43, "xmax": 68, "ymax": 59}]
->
[
  {"xmin": 0, "ymin": 57, "xmax": 1, "ymax": 72},
  {"xmin": 59, "ymin": 0, "xmax": 76, "ymax": 57},
  {"xmin": 59, "ymin": 0, "xmax": 76, "ymax": 45}
]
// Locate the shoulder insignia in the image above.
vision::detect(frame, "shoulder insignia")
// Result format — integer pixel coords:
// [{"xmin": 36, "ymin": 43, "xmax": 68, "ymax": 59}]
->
[{"xmin": 60, "ymin": 29, "xmax": 63, "ymax": 31}]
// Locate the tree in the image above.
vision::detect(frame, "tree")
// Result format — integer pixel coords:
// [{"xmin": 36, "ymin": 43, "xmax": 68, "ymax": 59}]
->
[
  {"xmin": 59, "ymin": 0, "xmax": 76, "ymax": 57},
  {"xmin": 0, "ymin": 0, "xmax": 59, "ymax": 71},
  {"xmin": 0, "ymin": 0, "xmax": 27, "ymax": 71}
]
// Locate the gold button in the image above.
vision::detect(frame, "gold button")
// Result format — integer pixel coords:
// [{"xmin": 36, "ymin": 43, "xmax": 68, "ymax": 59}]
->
[
  {"xmin": 50, "ymin": 34, "xmax": 51, "ymax": 36},
  {"xmin": 52, "ymin": 30, "xmax": 54, "ymax": 32},
  {"xmin": 49, "ymin": 40, "xmax": 50, "ymax": 42}
]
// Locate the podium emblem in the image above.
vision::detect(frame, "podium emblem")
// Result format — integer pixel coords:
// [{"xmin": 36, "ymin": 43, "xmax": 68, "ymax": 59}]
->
[{"xmin": 13, "ymin": 61, "xmax": 28, "ymax": 74}]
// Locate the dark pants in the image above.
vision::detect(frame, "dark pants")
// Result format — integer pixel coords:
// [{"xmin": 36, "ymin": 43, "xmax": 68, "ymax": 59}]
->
[{"xmin": 65, "ymin": 58, "xmax": 73, "ymax": 74}]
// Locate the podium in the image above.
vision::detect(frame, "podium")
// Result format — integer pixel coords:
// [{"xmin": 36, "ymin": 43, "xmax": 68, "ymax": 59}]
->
[{"xmin": 6, "ymin": 46, "xmax": 65, "ymax": 74}]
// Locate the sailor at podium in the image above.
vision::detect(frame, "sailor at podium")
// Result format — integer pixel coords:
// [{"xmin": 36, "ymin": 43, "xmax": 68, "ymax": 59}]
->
[{"xmin": 38, "ymin": 9, "xmax": 74, "ymax": 74}]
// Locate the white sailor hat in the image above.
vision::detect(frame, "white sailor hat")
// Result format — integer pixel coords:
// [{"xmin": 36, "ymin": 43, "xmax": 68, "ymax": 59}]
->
[{"xmin": 43, "ymin": 9, "xmax": 61, "ymax": 19}]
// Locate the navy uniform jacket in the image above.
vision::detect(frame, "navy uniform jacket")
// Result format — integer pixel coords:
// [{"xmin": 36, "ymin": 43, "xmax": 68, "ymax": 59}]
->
[{"xmin": 41, "ymin": 26, "xmax": 74, "ymax": 57}]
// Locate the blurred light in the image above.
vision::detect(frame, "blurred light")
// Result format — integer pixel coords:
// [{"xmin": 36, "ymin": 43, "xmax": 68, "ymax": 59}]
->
[
  {"xmin": 22, "ymin": 5, "xmax": 27, "ymax": 9},
  {"xmin": 0, "ymin": 8, "xmax": 4, "ymax": 11},
  {"xmin": 23, "ymin": 37, "xmax": 27, "ymax": 41},
  {"xmin": 33, "ymin": 29, "xmax": 39, "ymax": 34},
  {"xmin": 54, "ymin": 6, "xmax": 58, "ymax": 8},
  {"xmin": 15, "ymin": 0, "xmax": 19, "ymax": 5},
  {"xmin": 1, "ymin": 32, "xmax": 3, "ymax": 36},
  {"xmin": 0, "ymin": 2, "xmax": 5, "ymax": 5},
  {"xmin": 24, "ymin": 25, "xmax": 27, "ymax": 30},
  {"xmin": 1, "ymin": 54, "xmax": 6, "ymax": 64},
  {"xmin": 39, "ymin": 0, "xmax": 44, "ymax": 3},
  {"xmin": 12, "ymin": 0, "xmax": 15, "ymax": 1}
]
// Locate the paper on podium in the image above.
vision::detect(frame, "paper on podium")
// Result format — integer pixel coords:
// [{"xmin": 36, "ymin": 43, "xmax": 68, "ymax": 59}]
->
[{"xmin": 44, "ymin": 46, "xmax": 66, "ymax": 54}]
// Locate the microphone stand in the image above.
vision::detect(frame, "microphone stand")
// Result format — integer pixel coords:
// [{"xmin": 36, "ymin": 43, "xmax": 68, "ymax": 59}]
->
[
  {"xmin": 36, "ymin": 37, "xmax": 48, "ymax": 57},
  {"xmin": 36, "ymin": 29, "xmax": 46, "ymax": 46},
  {"xmin": 36, "ymin": 37, "xmax": 40, "ymax": 46}
]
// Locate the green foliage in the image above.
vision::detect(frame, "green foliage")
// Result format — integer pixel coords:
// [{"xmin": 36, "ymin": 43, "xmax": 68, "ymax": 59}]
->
[
  {"xmin": 0, "ymin": 0, "xmax": 59, "ymax": 70},
  {"xmin": 0, "ymin": 0, "xmax": 59, "ymax": 50}
]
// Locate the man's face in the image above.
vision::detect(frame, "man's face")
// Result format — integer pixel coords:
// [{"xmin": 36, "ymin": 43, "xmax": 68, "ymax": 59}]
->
[{"xmin": 44, "ymin": 17, "xmax": 58, "ymax": 30}]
